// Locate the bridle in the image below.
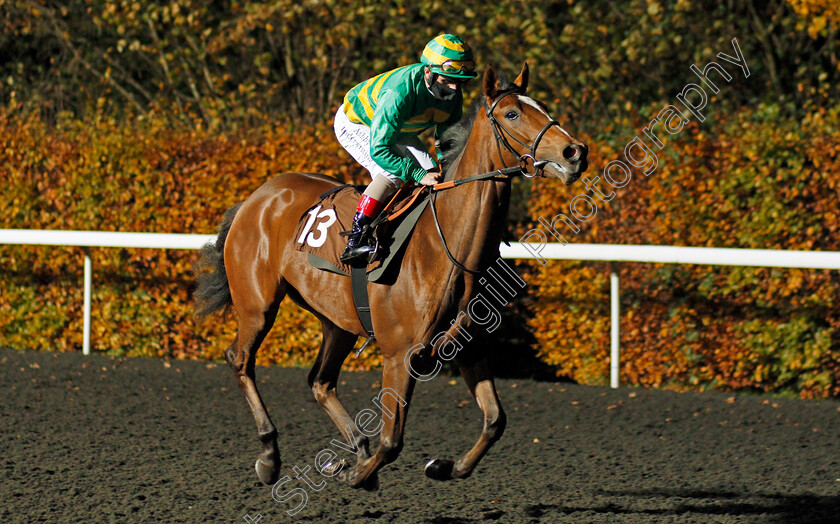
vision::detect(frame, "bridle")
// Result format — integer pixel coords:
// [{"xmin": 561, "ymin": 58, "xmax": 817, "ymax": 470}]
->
[
  {"xmin": 428, "ymin": 88, "xmax": 568, "ymax": 274},
  {"xmin": 484, "ymin": 88, "xmax": 566, "ymax": 179}
]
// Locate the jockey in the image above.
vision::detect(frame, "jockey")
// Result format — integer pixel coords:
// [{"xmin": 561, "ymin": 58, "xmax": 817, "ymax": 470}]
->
[{"xmin": 334, "ymin": 34, "xmax": 477, "ymax": 264}]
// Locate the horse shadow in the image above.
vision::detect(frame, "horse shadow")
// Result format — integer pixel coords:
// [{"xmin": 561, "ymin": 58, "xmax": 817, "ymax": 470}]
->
[
  {"xmin": 538, "ymin": 488, "xmax": 840, "ymax": 523},
  {"xmin": 485, "ymin": 295, "xmax": 572, "ymax": 382},
  {"xmin": 430, "ymin": 289, "xmax": 574, "ymax": 383}
]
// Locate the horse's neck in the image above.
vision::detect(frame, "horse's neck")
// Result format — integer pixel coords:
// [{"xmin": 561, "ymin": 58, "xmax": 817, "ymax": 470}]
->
[{"xmin": 435, "ymin": 125, "xmax": 512, "ymax": 269}]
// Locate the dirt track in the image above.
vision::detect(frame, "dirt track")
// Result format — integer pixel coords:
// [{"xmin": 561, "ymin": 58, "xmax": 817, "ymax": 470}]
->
[{"xmin": 2, "ymin": 347, "xmax": 839, "ymax": 523}]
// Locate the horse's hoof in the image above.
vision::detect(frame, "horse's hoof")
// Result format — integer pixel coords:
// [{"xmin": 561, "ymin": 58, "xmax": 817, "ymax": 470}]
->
[
  {"xmin": 337, "ymin": 466, "xmax": 377, "ymax": 490},
  {"xmin": 320, "ymin": 458, "xmax": 347, "ymax": 477},
  {"xmin": 337, "ymin": 468, "xmax": 355, "ymax": 487},
  {"xmin": 337, "ymin": 471, "xmax": 379, "ymax": 491},
  {"xmin": 424, "ymin": 458, "xmax": 455, "ymax": 481},
  {"xmin": 360, "ymin": 472, "xmax": 379, "ymax": 492},
  {"xmin": 255, "ymin": 458, "xmax": 280, "ymax": 485},
  {"xmin": 337, "ymin": 469, "xmax": 349, "ymax": 487}
]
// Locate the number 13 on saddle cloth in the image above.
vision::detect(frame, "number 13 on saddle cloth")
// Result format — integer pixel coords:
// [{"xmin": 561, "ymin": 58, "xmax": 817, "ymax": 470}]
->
[{"xmin": 293, "ymin": 184, "xmax": 430, "ymax": 281}]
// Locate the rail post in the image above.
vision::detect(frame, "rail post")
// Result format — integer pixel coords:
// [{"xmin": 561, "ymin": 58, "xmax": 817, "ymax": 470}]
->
[
  {"xmin": 610, "ymin": 265, "xmax": 620, "ymax": 389},
  {"xmin": 83, "ymin": 248, "xmax": 92, "ymax": 355}
]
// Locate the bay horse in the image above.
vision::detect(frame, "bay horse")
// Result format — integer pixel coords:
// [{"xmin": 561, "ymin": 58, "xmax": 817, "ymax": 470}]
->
[{"xmin": 195, "ymin": 63, "xmax": 588, "ymax": 490}]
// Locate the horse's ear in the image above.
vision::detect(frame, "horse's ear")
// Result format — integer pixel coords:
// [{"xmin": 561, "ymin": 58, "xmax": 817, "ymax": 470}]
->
[
  {"xmin": 482, "ymin": 64, "xmax": 499, "ymax": 101},
  {"xmin": 513, "ymin": 62, "xmax": 529, "ymax": 92}
]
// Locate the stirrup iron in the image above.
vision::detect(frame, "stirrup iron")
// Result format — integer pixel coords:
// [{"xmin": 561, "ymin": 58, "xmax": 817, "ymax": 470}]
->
[{"xmin": 354, "ymin": 335, "xmax": 376, "ymax": 358}]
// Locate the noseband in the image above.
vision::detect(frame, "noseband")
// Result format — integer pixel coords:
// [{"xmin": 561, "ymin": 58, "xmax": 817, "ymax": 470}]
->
[{"xmin": 484, "ymin": 89, "xmax": 564, "ymax": 178}]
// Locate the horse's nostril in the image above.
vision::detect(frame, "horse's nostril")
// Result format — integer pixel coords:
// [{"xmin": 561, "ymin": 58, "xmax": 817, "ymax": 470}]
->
[{"xmin": 563, "ymin": 145, "xmax": 580, "ymax": 161}]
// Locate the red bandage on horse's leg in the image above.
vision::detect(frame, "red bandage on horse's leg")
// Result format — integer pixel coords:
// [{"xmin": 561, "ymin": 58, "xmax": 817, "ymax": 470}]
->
[{"xmin": 356, "ymin": 195, "xmax": 382, "ymax": 218}]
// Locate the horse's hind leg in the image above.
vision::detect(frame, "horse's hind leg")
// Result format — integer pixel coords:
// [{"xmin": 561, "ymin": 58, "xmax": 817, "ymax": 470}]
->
[
  {"xmin": 307, "ymin": 320, "xmax": 377, "ymax": 487},
  {"xmin": 424, "ymin": 352, "xmax": 506, "ymax": 481},
  {"xmin": 226, "ymin": 285, "xmax": 284, "ymax": 485}
]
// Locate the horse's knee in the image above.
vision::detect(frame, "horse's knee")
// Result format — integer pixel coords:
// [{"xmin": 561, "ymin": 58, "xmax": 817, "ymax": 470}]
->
[{"xmin": 483, "ymin": 408, "xmax": 506, "ymax": 443}]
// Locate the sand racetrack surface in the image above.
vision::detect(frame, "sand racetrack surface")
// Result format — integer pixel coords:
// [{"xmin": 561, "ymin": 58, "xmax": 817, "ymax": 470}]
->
[{"xmin": 2, "ymin": 347, "xmax": 838, "ymax": 523}]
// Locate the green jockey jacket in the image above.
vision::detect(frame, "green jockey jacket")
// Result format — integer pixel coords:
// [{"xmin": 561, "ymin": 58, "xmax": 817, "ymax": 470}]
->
[{"xmin": 341, "ymin": 63, "xmax": 463, "ymax": 183}]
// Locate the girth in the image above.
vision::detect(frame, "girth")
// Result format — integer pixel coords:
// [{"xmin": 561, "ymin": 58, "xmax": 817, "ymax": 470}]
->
[{"xmin": 350, "ymin": 264, "xmax": 375, "ymax": 357}]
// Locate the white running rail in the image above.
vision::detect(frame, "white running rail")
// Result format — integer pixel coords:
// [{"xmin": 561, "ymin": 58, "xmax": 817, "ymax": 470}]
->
[
  {"xmin": 4, "ymin": 229, "xmax": 840, "ymax": 388},
  {"xmin": 1, "ymin": 230, "xmax": 214, "ymax": 358}
]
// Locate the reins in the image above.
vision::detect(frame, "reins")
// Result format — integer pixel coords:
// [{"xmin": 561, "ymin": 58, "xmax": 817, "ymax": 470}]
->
[
  {"xmin": 428, "ymin": 188, "xmax": 482, "ymax": 274},
  {"xmin": 430, "ymin": 164, "xmax": 524, "ymax": 191}
]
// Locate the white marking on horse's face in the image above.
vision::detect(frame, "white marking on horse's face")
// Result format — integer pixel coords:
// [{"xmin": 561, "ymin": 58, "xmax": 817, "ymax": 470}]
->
[{"xmin": 517, "ymin": 95, "xmax": 571, "ymax": 139}]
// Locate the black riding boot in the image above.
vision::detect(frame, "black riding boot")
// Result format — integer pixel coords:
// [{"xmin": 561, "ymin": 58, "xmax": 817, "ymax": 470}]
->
[{"xmin": 340, "ymin": 212, "xmax": 375, "ymax": 264}]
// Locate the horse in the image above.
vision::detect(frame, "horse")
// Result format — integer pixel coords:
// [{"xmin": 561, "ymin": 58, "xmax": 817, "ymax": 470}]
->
[{"xmin": 195, "ymin": 63, "xmax": 588, "ymax": 490}]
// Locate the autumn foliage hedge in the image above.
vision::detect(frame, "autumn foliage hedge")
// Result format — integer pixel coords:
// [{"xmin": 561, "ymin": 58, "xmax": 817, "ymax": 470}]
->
[
  {"xmin": 0, "ymin": 109, "xmax": 386, "ymax": 370},
  {"xmin": 3, "ymin": 102, "xmax": 839, "ymax": 397},
  {"xmin": 525, "ymin": 103, "xmax": 840, "ymax": 398}
]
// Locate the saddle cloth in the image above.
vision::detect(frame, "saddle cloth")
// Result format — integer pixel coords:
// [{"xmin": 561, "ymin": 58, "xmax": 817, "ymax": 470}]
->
[{"xmin": 293, "ymin": 184, "xmax": 430, "ymax": 283}]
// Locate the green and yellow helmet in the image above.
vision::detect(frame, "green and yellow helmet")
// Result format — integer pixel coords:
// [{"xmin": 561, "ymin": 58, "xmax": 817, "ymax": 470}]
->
[{"xmin": 420, "ymin": 34, "xmax": 477, "ymax": 80}]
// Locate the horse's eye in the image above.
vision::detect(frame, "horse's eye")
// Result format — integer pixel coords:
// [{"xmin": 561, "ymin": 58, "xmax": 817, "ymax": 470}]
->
[{"xmin": 505, "ymin": 110, "xmax": 519, "ymax": 120}]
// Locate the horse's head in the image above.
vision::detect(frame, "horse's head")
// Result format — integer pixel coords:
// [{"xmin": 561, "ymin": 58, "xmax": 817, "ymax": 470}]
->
[{"xmin": 482, "ymin": 63, "xmax": 588, "ymax": 185}]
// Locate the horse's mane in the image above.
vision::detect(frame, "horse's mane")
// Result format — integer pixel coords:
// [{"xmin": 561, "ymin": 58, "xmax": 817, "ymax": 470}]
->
[{"xmin": 438, "ymin": 69, "xmax": 515, "ymax": 178}]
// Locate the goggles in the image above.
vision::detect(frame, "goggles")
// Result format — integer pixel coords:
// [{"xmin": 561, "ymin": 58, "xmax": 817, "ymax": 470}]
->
[{"xmin": 436, "ymin": 59, "xmax": 476, "ymax": 76}]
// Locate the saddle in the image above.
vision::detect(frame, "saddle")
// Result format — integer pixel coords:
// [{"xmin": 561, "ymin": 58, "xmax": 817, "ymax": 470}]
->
[
  {"xmin": 293, "ymin": 183, "xmax": 431, "ymax": 350},
  {"xmin": 293, "ymin": 184, "xmax": 430, "ymax": 282}
]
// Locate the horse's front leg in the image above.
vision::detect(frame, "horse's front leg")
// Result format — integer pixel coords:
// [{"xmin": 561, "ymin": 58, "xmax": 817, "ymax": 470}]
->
[
  {"xmin": 425, "ymin": 353, "xmax": 506, "ymax": 481},
  {"xmin": 338, "ymin": 355, "xmax": 415, "ymax": 489}
]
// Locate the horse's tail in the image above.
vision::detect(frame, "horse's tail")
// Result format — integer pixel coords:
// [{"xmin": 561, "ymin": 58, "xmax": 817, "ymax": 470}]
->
[{"xmin": 194, "ymin": 202, "xmax": 243, "ymax": 319}]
